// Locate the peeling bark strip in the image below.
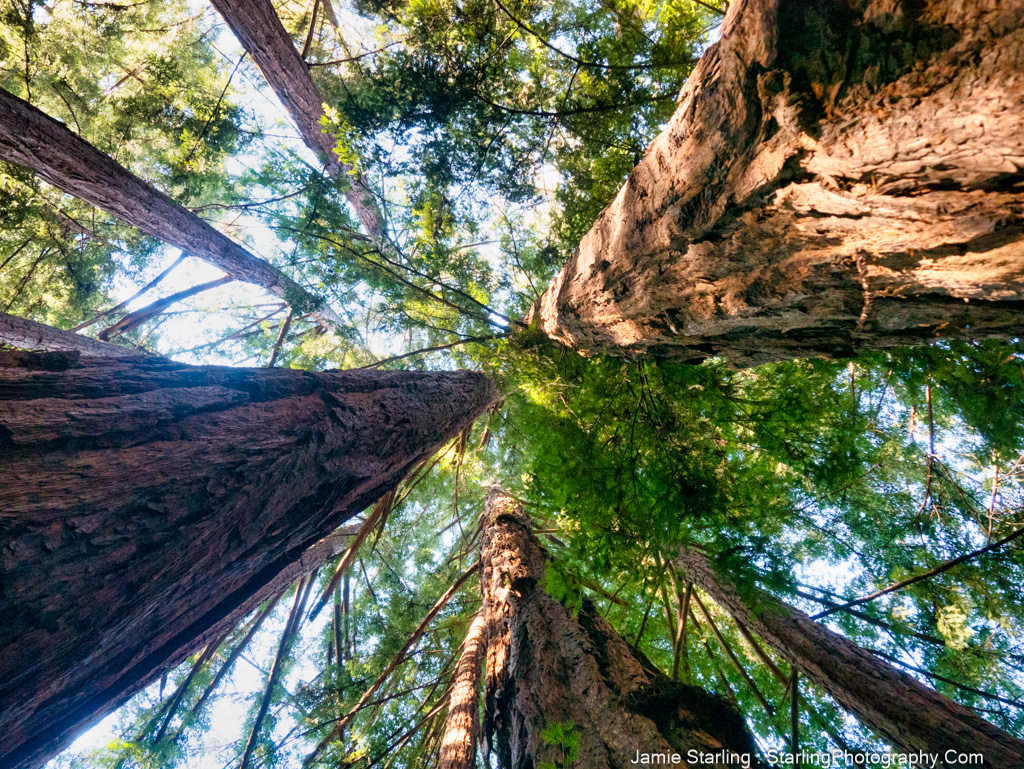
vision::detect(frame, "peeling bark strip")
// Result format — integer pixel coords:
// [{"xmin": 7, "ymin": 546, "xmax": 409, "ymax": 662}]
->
[
  {"xmin": 675, "ymin": 548, "xmax": 1024, "ymax": 768},
  {"xmin": 481, "ymin": 489, "xmax": 758, "ymax": 769},
  {"xmin": 0, "ymin": 87, "xmax": 341, "ymax": 328},
  {"xmin": 0, "ymin": 311, "xmax": 144, "ymax": 358},
  {"xmin": 439, "ymin": 612, "xmax": 487, "ymax": 769},
  {"xmin": 208, "ymin": 0, "xmax": 388, "ymax": 244},
  {"xmin": 0, "ymin": 352, "xmax": 497, "ymax": 769},
  {"xmin": 534, "ymin": 0, "xmax": 1024, "ymax": 366}
]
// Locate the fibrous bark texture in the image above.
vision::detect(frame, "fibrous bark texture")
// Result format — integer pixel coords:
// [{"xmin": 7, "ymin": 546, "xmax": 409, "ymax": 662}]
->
[
  {"xmin": 533, "ymin": 0, "xmax": 1024, "ymax": 366},
  {"xmin": 439, "ymin": 612, "xmax": 487, "ymax": 769},
  {"xmin": 481, "ymin": 489, "xmax": 757, "ymax": 769},
  {"xmin": 1, "ymin": 311, "xmax": 143, "ymax": 358},
  {"xmin": 676, "ymin": 547, "xmax": 1024, "ymax": 767},
  {"xmin": 0, "ymin": 350, "xmax": 497, "ymax": 769},
  {"xmin": 209, "ymin": 0, "xmax": 388, "ymax": 245},
  {"xmin": 0, "ymin": 87, "xmax": 341, "ymax": 328}
]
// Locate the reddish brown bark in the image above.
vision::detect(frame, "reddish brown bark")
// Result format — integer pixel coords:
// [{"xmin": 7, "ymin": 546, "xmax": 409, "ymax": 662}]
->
[
  {"xmin": 676, "ymin": 547, "xmax": 1024, "ymax": 767},
  {"xmin": 533, "ymin": 0, "xmax": 1024, "ymax": 366},
  {"xmin": 1, "ymin": 311, "xmax": 144, "ymax": 357},
  {"xmin": 208, "ymin": 0, "xmax": 388, "ymax": 246},
  {"xmin": 0, "ymin": 349, "xmax": 496, "ymax": 769},
  {"xmin": 439, "ymin": 612, "xmax": 487, "ymax": 769},
  {"xmin": 481, "ymin": 489, "xmax": 758, "ymax": 769},
  {"xmin": 0, "ymin": 87, "xmax": 341, "ymax": 329}
]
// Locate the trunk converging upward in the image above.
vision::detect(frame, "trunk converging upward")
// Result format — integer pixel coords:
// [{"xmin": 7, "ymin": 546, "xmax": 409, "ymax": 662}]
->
[
  {"xmin": 209, "ymin": 0, "xmax": 390, "ymax": 247},
  {"xmin": 0, "ymin": 347, "xmax": 497, "ymax": 769},
  {"xmin": 676, "ymin": 547, "xmax": 1024, "ymax": 768},
  {"xmin": 480, "ymin": 489, "xmax": 758, "ymax": 769},
  {"xmin": 0, "ymin": 87, "xmax": 341, "ymax": 329},
  {"xmin": 533, "ymin": 0, "xmax": 1024, "ymax": 366}
]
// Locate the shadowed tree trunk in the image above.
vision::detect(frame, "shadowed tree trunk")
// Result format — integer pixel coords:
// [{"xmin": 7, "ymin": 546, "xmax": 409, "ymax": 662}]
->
[
  {"xmin": 0, "ymin": 87, "xmax": 341, "ymax": 329},
  {"xmin": 481, "ymin": 489, "xmax": 759, "ymax": 769},
  {"xmin": 1, "ymin": 311, "xmax": 144, "ymax": 358},
  {"xmin": 209, "ymin": 0, "xmax": 389, "ymax": 246},
  {"xmin": 0, "ymin": 348, "xmax": 497, "ymax": 769},
  {"xmin": 675, "ymin": 546, "xmax": 1024, "ymax": 768},
  {"xmin": 533, "ymin": 0, "xmax": 1024, "ymax": 367},
  {"xmin": 439, "ymin": 612, "xmax": 487, "ymax": 769}
]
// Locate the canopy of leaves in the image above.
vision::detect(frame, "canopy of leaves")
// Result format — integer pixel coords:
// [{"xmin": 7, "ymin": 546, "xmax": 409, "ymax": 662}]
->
[{"xmin": 3, "ymin": 0, "xmax": 1022, "ymax": 767}]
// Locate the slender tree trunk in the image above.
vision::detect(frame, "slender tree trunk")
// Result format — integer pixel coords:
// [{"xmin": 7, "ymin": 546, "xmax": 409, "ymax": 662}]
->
[
  {"xmin": 208, "ymin": 0, "xmax": 389, "ymax": 246},
  {"xmin": 675, "ymin": 547, "xmax": 1024, "ymax": 767},
  {"xmin": 96, "ymin": 275, "xmax": 233, "ymax": 341},
  {"xmin": 532, "ymin": 0, "xmax": 1024, "ymax": 366},
  {"xmin": 0, "ymin": 87, "xmax": 341, "ymax": 329},
  {"xmin": 439, "ymin": 612, "xmax": 487, "ymax": 769},
  {"xmin": 0, "ymin": 348, "xmax": 496, "ymax": 769},
  {"xmin": 481, "ymin": 489, "xmax": 758, "ymax": 769},
  {"xmin": 1, "ymin": 311, "xmax": 144, "ymax": 357}
]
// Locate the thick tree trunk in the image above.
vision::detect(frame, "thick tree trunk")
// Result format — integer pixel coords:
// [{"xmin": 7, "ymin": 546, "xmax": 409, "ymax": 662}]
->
[
  {"xmin": 675, "ymin": 547, "xmax": 1024, "ymax": 767},
  {"xmin": 209, "ymin": 0, "xmax": 389, "ymax": 246},
  {"xmin": 1, "ymin": 311, "xmax": 144, "ymax": 358},
  {"xmin": 0, "ymin": 349, "xmax": 496, "ymax": 769},
  {"xmin": 481, "ymin": 489, "xmax": 758, "ymax": 769},
  {"xmin": 439, "ymin": 612, "xmax": 487, "ymax": 769},
  {"xmin": 0, "ymin": 87, "xmax": 341, "ymax": 329},
  {"xmin": 533, "ymin": 0, "xmax": 1024, "ymax": 367}
]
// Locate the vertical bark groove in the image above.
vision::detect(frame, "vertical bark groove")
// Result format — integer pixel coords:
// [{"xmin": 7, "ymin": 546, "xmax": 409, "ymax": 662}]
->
[
  {"xmin": 533, "ymin": 0, "xmax": 1024, "ymax": 366},
  {"xmin": 481, "ymin": 489, "xmax": 758, "ymax": 769},
  {"xmin": 439, "ymin": 612, "xmax": 488, "ymax": 769},
  {"xmin": 0, "ymin": 350, "xmax": 496, "ymax": 769}
]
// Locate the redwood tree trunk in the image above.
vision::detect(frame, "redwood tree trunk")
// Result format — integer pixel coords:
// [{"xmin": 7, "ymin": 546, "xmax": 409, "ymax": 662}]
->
[
  {"xmin": 0, "ymin": 349, "xmax": 496, "ymax": 769},
  {"xmin": 676, "ymin": 547, "xmax": 1024, "ymax": 767},
  {"xmin": 208, "ymin": 0, "xmax": 388, "ymax": 245},
  {"xmin": 0, "ymin": 87, "xmax": 341, "ymax": 329},
  {"xmin": 533, "ymin": 0, "xmax": 1024, "ymax": 367},
  {"xmin": 481, "ymin": 489, "xmax": 758, "ymax": 769},
  {"xmin": 439, "ymin": 612, "xmax": 487, "ymax": 769},
  {"xmin": 1, "ymin": 311, "xmax": 143, "ymax": 358}
]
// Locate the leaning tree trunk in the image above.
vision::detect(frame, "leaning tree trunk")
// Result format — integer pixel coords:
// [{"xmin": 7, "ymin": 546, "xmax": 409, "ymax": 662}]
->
[
  {"xmin": 533, "ymin": 0, "xmax": 1024, "ymax": 367},
  {"xmin": 209, "ymin": 0, "xmax": 389, "ymax": 246},
  {"xmin": 439, "ymin": 612, "xmax": 488, "ymax": 769},
  {"xmin": 676, "ymin": 547, "xmax": 1024, "ymax": 768},
  {"xmin": 0, "ymin": 348, "xmax": 496, "ymax": 769},
  {"xmin": 0, "ymin": 87, "xmax": 341, "ymax": 329},
  {"xmin": 1, "ymin": 311, "xmax": 143, "ymax": 358},
  {"xmin": 481, "ymin": 489, "xmax": 759, "ymax": 769}
]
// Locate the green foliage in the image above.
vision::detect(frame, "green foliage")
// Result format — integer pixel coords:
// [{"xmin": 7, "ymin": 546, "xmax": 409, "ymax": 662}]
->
[
  {"xmin": 538, "ymin": 720, "xmax": 580, "ymax": 769},
  {"xmin": 11, "ymin": 0, "xmax": 1024, "ymax": 764}
]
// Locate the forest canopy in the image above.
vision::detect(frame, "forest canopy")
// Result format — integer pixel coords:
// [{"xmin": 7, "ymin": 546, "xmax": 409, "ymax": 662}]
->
[{"xmin": 1, "ymin": 0, "xmax": 1024, "ymax": 767}]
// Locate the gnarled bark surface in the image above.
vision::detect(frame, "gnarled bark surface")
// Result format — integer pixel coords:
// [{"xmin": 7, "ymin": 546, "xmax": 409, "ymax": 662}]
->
[
  {"xmin": 0, "ymin": 87, "xmax": 341, "ymax": 329},
  {"xmin": 481, "ymin": 489, "xmax": 758, "ymax": 769},
  {"xmin": 209, "ymin": 0, "xmax": 388, "ymax": 246},
  {"xmin": 439, "ymin": 612, "xmax": 487, "ymax": 769},
  {"xmin": 533, "ymin": 0, "xmax": 1024, "ymax": 366},
  {"xmin": 676, "ymin": 547, "xmax": 1024, "ymax": 767},
  {"xmin": 1, "ymin": 311, "xmax": 143, "ymax": 358},
  {"xmin": 0, "ymin": 350, "xmax": 497, "ymax": 769}
]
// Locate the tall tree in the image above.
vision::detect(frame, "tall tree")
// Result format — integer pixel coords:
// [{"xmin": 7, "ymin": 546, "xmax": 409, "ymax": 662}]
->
[
  {"xmin": 438, "ymin": 611, "xmax": 486, "ymax": 769},
  {"xmin": 532, "ymin": 0, "xmax": 1024, "ymax": 366},
  {"xmin": 0, "ymin": 345, "xmax": 496, "ymax": 769},
  {"xmin": 675, "ymin": 546, "xmax": 1024, "ymax": 767},
  {"xmin": 481, "ymin": 488, "xmax": 758, "ymax": 768},
  {"xmin": 1, "ymin": 310, "xmax": 144, "ymax": 357},
  {"xmin": 208, "ymin": 0, "xmax": 390, "ymax": 247},
  {"xmin": 0, "ymin": 87, "xmax": 342, "ymax": 329}
]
